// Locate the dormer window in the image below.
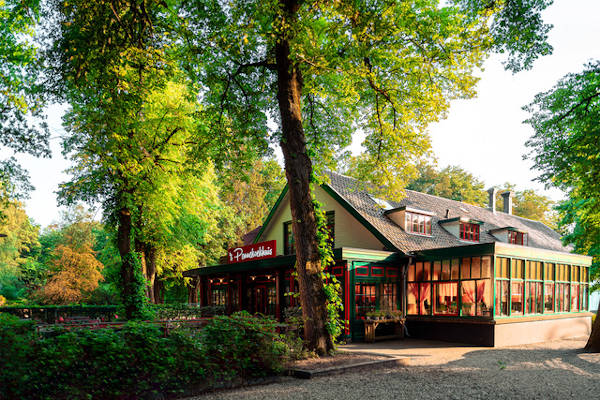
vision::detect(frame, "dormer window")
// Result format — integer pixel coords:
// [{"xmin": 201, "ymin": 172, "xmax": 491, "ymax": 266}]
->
[
  {"xmin": 508, "ymin": 230, "xmax": 526, "ymax": 245},
  {"xmin": 384, "ymin": 206, "xmax": 434, "ymax": 236},
  {"xmin": 489, "ymin": 227, "xmax": 528, "ymax": 246},
  {"xmin": 460, "ymin": 222, "xmax": 480, "ymax": 242},
  {"xmin": 405, "ymin": 212, "xmax": 432, "ymax": 235}
]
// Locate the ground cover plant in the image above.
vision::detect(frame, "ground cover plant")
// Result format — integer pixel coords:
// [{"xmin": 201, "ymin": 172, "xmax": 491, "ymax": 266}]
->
[{"xmin": 0, "ymin": 311, "xmax": 293, "ymax": 399}]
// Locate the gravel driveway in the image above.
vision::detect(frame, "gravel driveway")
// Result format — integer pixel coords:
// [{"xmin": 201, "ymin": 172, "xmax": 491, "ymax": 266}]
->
[{"xmin": 190, "ymin": 337, "xmax": 600, "ymax": 400}]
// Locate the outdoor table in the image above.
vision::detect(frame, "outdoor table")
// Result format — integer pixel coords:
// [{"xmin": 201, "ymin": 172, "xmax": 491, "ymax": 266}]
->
[{"xmin": 363, "ymin": 318, "xmax": 406, "ymax": 342}]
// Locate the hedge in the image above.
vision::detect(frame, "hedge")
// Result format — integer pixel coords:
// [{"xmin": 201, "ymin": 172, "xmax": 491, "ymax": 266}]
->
[
  {"xmin": 0, "ymin": 304, "xmax": 226, "ymax": 324},
  {"xmin": 0, "ymin": 311, "xmax": 292, "ymax": 399}
]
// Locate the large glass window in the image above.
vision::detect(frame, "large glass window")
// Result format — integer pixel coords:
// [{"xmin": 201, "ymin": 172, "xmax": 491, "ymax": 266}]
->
[{"xmin": 410, "ymin": 257, "xmax": 491, "ymax": 318}]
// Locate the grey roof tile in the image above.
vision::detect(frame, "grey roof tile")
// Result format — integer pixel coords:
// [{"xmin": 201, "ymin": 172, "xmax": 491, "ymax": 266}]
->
[{"xmin": 325, "ymin": 171, "xmax": 569, "ymax": 254}]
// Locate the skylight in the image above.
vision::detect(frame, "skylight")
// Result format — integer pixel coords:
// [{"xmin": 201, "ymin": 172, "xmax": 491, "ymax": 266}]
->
[{"xmin": 368, "ymin": 195, "xmax": 393, "ymax": 210}]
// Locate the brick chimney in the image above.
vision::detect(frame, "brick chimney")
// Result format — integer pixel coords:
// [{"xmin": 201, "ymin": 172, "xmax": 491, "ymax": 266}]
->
[
  {"xmin": 487, "ymin": 188, "xmax": 497, "ymax": 213},
  {"xmin": 501, "ymin": 191, "xmax": 514, "ymax": 214}
]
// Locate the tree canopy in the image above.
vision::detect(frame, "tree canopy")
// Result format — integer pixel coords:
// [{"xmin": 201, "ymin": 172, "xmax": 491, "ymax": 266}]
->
[
  {"xmin": 406, "ymin": 163, "xmax": 487, "ymax": 206},
  {"xmin": 524, "ymin": 60, "xmax": 600, "ymax": 351},
  {"xmin": 0, "ymin": 0, "xmax": 49, "ymax": 203}
]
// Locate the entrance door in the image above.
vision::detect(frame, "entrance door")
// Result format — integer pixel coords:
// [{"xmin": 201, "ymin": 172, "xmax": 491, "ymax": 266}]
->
[{"xmin": 254, "ymin": 286, "xmax": 267, "ymax": 314}]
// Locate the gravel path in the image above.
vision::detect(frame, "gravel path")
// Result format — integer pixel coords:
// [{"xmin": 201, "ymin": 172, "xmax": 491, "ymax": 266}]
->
[{"xmin": 189, "ymin": 337, "xmax": 600, "ymax": 400}]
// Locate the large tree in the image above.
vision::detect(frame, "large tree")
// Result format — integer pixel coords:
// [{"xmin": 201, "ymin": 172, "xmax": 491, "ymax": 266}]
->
[
  {"xmin": 1, "ymin": 0, "xmax": 49, "ymax": 203},
  {"xmin": 406, "ymin": 163, "xmax": 487, "ymax": 206},
  {"xmin": 180, "ymin": 0, "xmax": 553, "ymax": 353},
  {"xmin": 524, "ymin": 60, "xmax": 600, "ymax": 352},
  {"xmin": 43, "ymin": 0, "xmax": 266, "ymax": 315},
  {"xmin": 493, "ymin": 183, "xmax": 558, "ymax": 228},
  {"xmin": 43, "ymin": 0, "xmax": 207, "ymax": 317}
]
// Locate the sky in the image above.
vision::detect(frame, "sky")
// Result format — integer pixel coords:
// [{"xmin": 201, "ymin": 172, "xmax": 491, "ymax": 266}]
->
[{"xmin": 5, "ymin": 0, "xmax": 600, "ymax": 228}]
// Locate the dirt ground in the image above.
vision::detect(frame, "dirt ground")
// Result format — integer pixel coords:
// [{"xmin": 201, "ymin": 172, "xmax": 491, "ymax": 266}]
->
[{"xmin": 190, "ymin": 337, "xmax": 600, "ymax": 400}]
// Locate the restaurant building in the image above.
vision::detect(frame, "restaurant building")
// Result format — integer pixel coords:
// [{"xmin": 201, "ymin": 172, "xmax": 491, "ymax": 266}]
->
[{"xmin": 184, "ymin": 171, "xmax": 593, "ymax": 346}]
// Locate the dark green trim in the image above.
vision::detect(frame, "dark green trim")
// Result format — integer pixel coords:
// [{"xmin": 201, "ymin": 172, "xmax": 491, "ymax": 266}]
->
[
  {"xmin": 253, "ymin": 185, "xmax": 289, "ymax": 244},
  {"xmin": 489, "ymin": 226, "xmax": 527, "ymax": 234},
  {"xmin": 341, "ymin": 247, "xmax": 403, "ymax": 263},
  {"xmin": 384, "ymin": 205, "xmax": 435, "ymax": 217},
  {"xmin": 416, "ymin": 243, "xmax": 495, "ymax": 261},
  {"xmin": 439, "ymin": 217, "xmax": 484, "ymax": 225},
  {"xmin": 321, "ymin": 184, "xmax": 400, "ymax": 253},
  {"xmin": 184, "ymin": 254, "xmax": 297, "ymax": 277}
]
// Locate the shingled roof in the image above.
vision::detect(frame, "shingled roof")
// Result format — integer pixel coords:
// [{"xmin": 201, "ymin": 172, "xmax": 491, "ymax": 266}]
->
[{"xmin": 325, "ymin": 171, "xmax": 569, "ymax": 254}]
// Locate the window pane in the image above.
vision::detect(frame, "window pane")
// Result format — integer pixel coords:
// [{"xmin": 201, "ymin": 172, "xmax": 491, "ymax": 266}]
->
[
  {"xmin": 545, "ymin": 263, "xmax": 554, "ymax": 281},
  {"xmin": 418, "ymin": 283, "xmax": 431, "ymax": 315},
  {"xmin": 460, "ymin": 258, "xmax": 471, "ymax": 279},
  {"xmin": 415, "ymin": 262, "xmax": 424, "ymax": 281},
  {"xmin": 544, "ymin": 283, "xmax": 554, "ymax": 313},
  {"xmin": 472, "ymin": 257, "xmax": 481, "ymax": 279},
  {"xmin": 461, "ymin": 281, "xmax": 476, "ymax": 316},
  {"xmin": 571, "ymin": 284, "xmax": 579, "ymax": 312},
  {"xmin": 423, "ymin": 262, "xmax": 431, "ymax": 281},
  {"xmin": 407, "ymin": 283, "xmax": 418, "ymax": 315},
  {"xmin": 433, "ymin": 261, "xmax": 441, "ymax": 280},
  {"xmin": 408, "ymin": 264, "xmax": 415, "ymax": 281},
  {"xmin": 441, "ymin": 260, "xmax": 450, "ymax": 280},
  {"xmin": 355, "ymin": 283, "xmax": 377, "ymax": 318},
  {"xmin": 380, "ymin": 283, "xmax": 398, "ymax": 312},
  {"xmin": 582, "ymin": 285, "xmax": 588, "ymax": 310},
  {"xmin": 476, "ymin": 279, "xmax": 492, "ymax": 316},
  {"xmin": 511, "ymin": 282, "xmax": 524, "ymax": 315},
  {"xmin": 481, "ymin": 256, "xmax": 491, "ymax": 278},
  {"xmin": 451, "ymin": 259, "xmax": 459, "ymax": 280},
  {"xmin": 536, "ymin": 282, "xmax": 543, "ymax": 314},
  {"xmin": 434, "ymin": 282, "xmax": 458, "ymax": 315},
  {"xmin": 526, "ymin": 282, "xmax": 534, "ymax": 314},
  {"xmin": 495, "ymin": 280, "xmax": 509, "ymax": 316}
]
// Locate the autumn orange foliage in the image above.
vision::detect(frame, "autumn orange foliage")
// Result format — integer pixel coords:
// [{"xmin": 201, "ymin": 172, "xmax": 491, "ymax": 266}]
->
[{"xmin": 37, "ymin": 243, "xmax": 104, "ymax": 304}]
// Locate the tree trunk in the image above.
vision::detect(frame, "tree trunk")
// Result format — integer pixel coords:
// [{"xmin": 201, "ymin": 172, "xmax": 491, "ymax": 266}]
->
[
  {"xmin": 134, "ymin": 238, "xmax": 148, "ymax": 287},
  {"xmin": 145, "ymin": 245, "xmax": 157, "ymax": 304},
  {"xmin": 154, "ymin": 279, "xmax": 164, "ymax": 304},
  {"xmin": 585, "ymin": 307, "xmax": 600, "ymax": 352},
  {"xmin": 274, "ymin": 0, "xmax": 334, "ymax": 355},
  {"xmin": 116, "ymin": 206, "xmax": 136, "ymax": 319}
]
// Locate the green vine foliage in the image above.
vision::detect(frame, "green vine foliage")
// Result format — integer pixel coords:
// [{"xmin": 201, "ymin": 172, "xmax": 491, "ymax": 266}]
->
[
  {"xmin": 118, "ymin": 252, "xmax": 153, "ymax": 321},
  {"xmin": 310, "ymin": 180, "xmax": 345, "ymax": 343}
]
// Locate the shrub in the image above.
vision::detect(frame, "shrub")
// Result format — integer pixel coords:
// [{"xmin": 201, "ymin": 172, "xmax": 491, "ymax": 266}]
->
[
  {"xmin": 199, "ymin": 311, "xmax": 290, "ymax": 379},
  {"xmin": 0, "ymin": 311, "xmax": 295, "ymax": 399}
]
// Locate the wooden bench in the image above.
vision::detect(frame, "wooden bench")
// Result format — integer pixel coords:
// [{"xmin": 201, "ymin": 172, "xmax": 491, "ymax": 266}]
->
[{"xmin": 364, "ymin": 318, "xmax": 406, "ymax": 342}]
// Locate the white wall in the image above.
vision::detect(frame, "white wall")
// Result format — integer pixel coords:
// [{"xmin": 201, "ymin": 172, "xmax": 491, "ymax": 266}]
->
[{"xmin": 258, "ymin": 186, "xmax": 385, "ymax": 255}]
